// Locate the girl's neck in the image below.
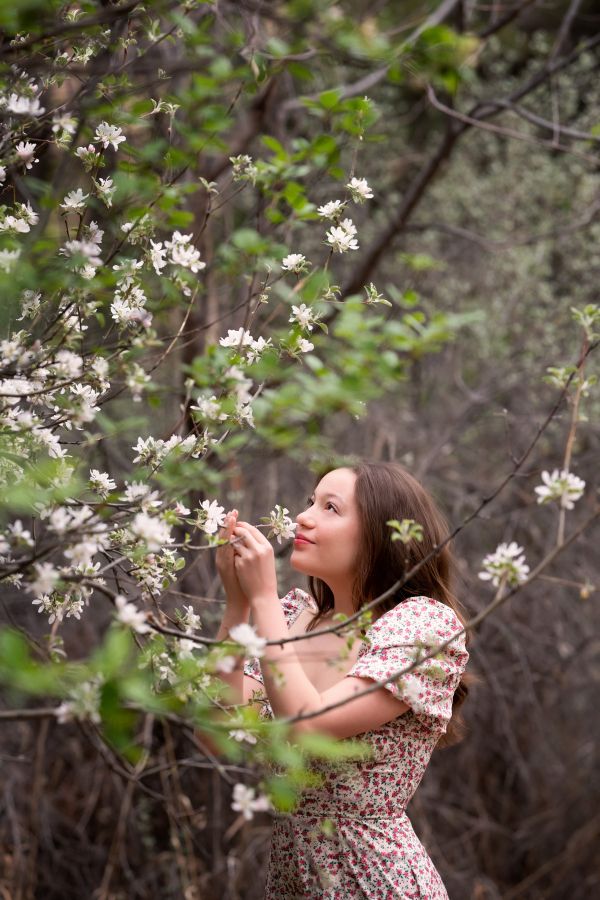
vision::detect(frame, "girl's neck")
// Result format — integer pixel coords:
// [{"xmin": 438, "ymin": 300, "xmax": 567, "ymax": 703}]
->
[{"xmin": 324, "ymin": 580, "xmax": 355, "ymax": 619}]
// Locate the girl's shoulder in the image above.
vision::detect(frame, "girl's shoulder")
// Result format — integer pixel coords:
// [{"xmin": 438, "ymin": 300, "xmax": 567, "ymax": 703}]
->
[
  {"xmin": 368, "ymin": 595, "xmax": 463, "ymax": 640},
  {"xmin": 280, "ymin": 587, "xmax": 316, "ymax": 623}
]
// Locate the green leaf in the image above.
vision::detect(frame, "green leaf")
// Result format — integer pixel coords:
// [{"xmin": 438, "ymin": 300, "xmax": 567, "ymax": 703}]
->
[
  {"xmin": 230, "ymin": 228, "xmax": 270, "ymax": 255},
  {"xmin": 318, "ymin": 89, "xmax": 341, "ymax": 110},
  {"xmin": 262, "ymin": 135, "xmax": 288, "ymax": 159},
  {"xmin": 296, "ymin": 731, "xmax": 372, "ymax": 762},
  {"xmin": 91, "ymin": 628, "xmax": 135, "ymax": 679}
]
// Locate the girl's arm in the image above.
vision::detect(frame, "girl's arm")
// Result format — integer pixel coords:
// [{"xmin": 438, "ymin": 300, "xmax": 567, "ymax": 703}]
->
[
  {"xmin": 213, "ymin": 510, "xmax": 251, "ymax": 704},
  {"xmin": 232, "ymin": 522, "xmax": 407, "ymax": 738}
]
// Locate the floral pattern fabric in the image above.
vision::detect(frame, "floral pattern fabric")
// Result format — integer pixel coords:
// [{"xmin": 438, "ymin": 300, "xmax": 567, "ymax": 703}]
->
[{"xmin": 243, "ymin": 588, "xmax": 469, "ymax": 899}]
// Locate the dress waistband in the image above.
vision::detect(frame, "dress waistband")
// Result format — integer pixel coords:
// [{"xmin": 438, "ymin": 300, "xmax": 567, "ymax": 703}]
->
[{"xmin": 282, "ymin": 806, "xmax": 409, "ymax": 821}]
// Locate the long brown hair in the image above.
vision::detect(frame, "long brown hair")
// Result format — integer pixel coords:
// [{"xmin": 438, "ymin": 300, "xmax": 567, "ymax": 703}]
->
[{"xmin": 307, "ymin": 460, "xmax": 473, "ymax": 747}]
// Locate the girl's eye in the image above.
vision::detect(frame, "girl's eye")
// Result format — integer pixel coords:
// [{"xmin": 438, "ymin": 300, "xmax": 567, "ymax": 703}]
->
[{"xmin": 304, "ymin": 497, "xmax": 337, "ymax": 512}]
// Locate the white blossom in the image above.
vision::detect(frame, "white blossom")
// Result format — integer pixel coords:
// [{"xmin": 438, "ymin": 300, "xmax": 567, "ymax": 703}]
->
[
  {"xmin": 132, "ymin": 436, "xmax": 162, "ymax": 465},
  {"xmin": 113, "ymin": 257, "xmax": 144, "ymax": 283},
  {"xmin": 149, "ymin": 240, "xmax": 167, "ymax": 274},
  {"xmin": 115, "ymin": 594, "xmax": 151, "ymax": 634},
  {"xmin": 225, "ymin": 366, "xmax": 253, "ymax": 404},
  {"xmin": 156, "ymin": 652, "xmax": 177, "ymax": 684},
  {"xmin": 297, "ymin": 338, "xmax": 314, "ymax": 353},
  {"xmin": 478, "ymin": 542, "xmax": 530, "ymax": 588},
  {"xmin": 93, "ymin": 177, "xmax": 115, "ymax": 207},
  {"xmin": 47, "ymin": 506, "xmax": 74, "ymax": 535},
  {"xmin": 130, "ymin": 512, "xmax": 173, "ymax": 551},
  {"xmin": 266, "ymin": 505, "xmax": 297, "ymax": 544},
  {"xmin": 231, "ymin": 783, "xmax": 271, "ymax": 820},
  {"xmin": 126, "ymin": 363, "xmax": 151, "ymax": 401},
  {"xmin": 289, "ymin": 303, "xmax": 319, "ymax": 331},
  {"xmin": 325, "ymin": 217, "xmax": 359, "ymax": 253},
  {"xmin": 229, "ymin": 623, "xmax": 267, "ymax": 658},
  {"xmin": 215, "ymin": 654, "xmax": 237, "ymax": 674},
  {"xmin": 111, "ymin": 297, "xmax": 152, "ymax": 330},
  {"xmin": 219, "ymin": 328, "xmax": 254, "ymax": 348},
  {"xmin": 63, "ymin": 540, "xmax": 102, "ymax": 567},
  {"xmin": 6, "ymin": 93, "xmax": 45, "ymax": 116},
  {"xmin": 401, "ymin": 679, "xmax": 426, "ymax": 714},
  {"xmin": 55, "ymin": 680, "xmax": 102, "ymax": 725},
  {"xmin": 28, "ymin": 562, "xmax": 60, "ymax": 597},
  {"xmin": 60, "ymin": 188, "xmax": 89, "ymax": 212},
  {"xmin": 122, "ymin": 482, "xmax": 162, "ymax": 510},
  {"xmin": 346, "ymin": 176, "xmax": 373, "ymax": 202},
  {"xmin": 0, "ymin": 202, "xmax": 38, "ymax": 234},
  {"xmin": 89, "ymin": 469, "xmax": 117, "ymax": 497},
  {"xmin": 534, "ymin": 469, "xmax": 585, "ymax": 510},
  {"xmin": 15, "ymin": 141, "xmax": 39, "ymax": 169},
  {"xmin": 32, "ymin": 590, "xmax": 85, "ymax": 626},
  {"xmin": 191, "ymin": 393, "xmax": 226, "ymax": 421},
  {"xmin": 52, "ymin": 112, "xmax": 77, "ymax": 134},
  {"xmin": 281, "ymin": 253, "xmax": 308, "ymax": 273},
  {"xmin": 164, "ymin": 231, "xmax": 206, "ymax": 273},
  {"xmin": 317, "ymin": 199, "xmax": 345, "ymax": 220},
  {"xmin": 19, "ymin": 202, "xmax": 39, "ymax": 226},
  {"xmin": 64, "ymin": 505, "xmax": 96, "ymax": 530},
  {"xmin": 230, "ymin": 154, "xmax": 257, "ymax": 184},
  {"xmin": 75, "ymin": 144, "xmax": 101, "ymax": 170},
  {"xmin": 94, "ymin": 122, "xmax": 126, "ymax": 151},
  {"xmin": 7, "ymin": 520, "xmax": 34, "ymax": 548},
  {"xmin": 60, "ymin": 239, "xmax": 102, "ymax": 269},
  {"xmin": 0, "ymin": 249, "xmax": 22, "ymax": 273},
  {"xmin": 52, "ymin": 349, "xmax": 83, "ymax": 378},
  {"xmin": 182, "ymin": 605, "xmax": 202, "ymax": 631},
  {"xmin": 198, "ymin": 499, "xmax": 226, "ymax": 535},
  {"xmin": 177, "ymin": 637, "xmax": 196, "ymax": 659},
  {"xmin": 229, "ymin": 729, "xmax": 258, "ymax": 745},
  {"xmin": 246, "ymin": 336, "xmax": 273, "ymax": 364},
  {"xmin": 235, "ymin": 398, "xmax": 254, "ymax": 428},
  {"xmin": 0, "ymin": 216, "xmax": 28, "ymax": 234}
]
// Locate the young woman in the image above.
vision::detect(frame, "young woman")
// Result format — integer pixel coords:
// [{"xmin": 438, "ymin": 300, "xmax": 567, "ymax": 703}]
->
[{"xmin": 216, "ymin": 460, "xmax": 470, "ymax": 898}]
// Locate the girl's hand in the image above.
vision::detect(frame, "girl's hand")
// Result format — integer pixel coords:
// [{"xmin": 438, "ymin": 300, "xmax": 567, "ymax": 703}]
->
[
  {"xmin": 231, "ymin": 521, "xmax": 278, "ymax": 605},
  {"xmin": 216, "ymin": 510, "xmax": 248, "ymax": 607}
]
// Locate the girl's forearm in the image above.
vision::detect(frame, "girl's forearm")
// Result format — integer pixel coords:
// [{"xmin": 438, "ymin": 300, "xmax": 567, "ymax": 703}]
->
[
  {"xmin": 251, "ymin": 595, "xmax": 320, "ymax": 721},
  {"xmin": 214, "ymin": 598, "xmax": 251, "ymax": 702},
  {"xmin": 215, "ymin": 595, "xmax": 251, "ymax": 640}
]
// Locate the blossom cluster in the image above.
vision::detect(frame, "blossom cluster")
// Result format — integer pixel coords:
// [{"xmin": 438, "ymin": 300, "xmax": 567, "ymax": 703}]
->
[
  {"xmin": 264, "ymin": 505, "xmax": 297, "ymax": 544},
  {"xmin": 479, "ymin": 542, "xmax": 530, "ymax": 588},
  {"xmin": 534, "ymin": 469, "xmax": 585, "ymax": 510},
  {"xmin": 478, "ymin": 463, "xmax": 587, "ymax": 593},
  {"xmin": 231, "ymin": 783, "xmax": 272, "ymax": 820}
]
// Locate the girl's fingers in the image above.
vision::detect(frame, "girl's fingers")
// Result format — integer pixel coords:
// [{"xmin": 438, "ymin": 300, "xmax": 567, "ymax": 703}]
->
[
  {"xmin": 236, "ymin": 521, "xmax": 270, "ymax": 546},
  {"xmin": 219, "ymin": 509, "xmax": 239, "ymax": 539},
  {"xmin": 235, "ymin": 521, "xmax": 260, "ymax": 538}
]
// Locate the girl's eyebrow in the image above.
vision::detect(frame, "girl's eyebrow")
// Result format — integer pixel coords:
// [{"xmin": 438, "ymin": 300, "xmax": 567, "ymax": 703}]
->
[{"xmin": 312, "ymin": 491, "xmax": 345, "ymax": 504}]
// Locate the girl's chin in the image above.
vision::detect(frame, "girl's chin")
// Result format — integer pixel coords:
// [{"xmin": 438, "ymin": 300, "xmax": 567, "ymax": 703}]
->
[{"xmin": 290, "ymin": 553, "xmax": 312, "ymax": 575}]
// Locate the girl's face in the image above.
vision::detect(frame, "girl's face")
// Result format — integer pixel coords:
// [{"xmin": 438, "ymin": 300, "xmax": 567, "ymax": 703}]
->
[{"xmin": 290, "ymin": 468, "xmax": 362, "ymax": 587}]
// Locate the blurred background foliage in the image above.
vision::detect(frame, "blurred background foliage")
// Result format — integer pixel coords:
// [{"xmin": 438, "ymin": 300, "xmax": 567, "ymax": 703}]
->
[{"xmin": 1, "ymin": 1, "xmax": 599, "ymax": 898}]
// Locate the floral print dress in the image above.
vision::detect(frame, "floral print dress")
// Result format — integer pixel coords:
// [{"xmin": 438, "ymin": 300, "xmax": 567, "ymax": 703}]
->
[{"xmin": 244, "ymin": 588, "xmax": 470, "ymax": 899}]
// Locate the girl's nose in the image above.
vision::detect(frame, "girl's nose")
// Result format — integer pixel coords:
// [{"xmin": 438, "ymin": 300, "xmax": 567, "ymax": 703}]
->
[{"xmin": 296, "ymin": 508, "xmax": 313, "ymax": 527}]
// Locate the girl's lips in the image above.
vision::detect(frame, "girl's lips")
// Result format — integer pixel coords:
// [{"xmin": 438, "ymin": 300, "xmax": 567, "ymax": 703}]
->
[{"xmin": 294, "ymin": 535, "xmax": 313, "ymax": 544}]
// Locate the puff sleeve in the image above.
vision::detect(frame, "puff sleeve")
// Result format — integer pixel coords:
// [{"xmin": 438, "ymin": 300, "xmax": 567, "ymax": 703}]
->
[
  {"xmin": 242, "ymin": 588, "xmax": 312, "ymax": 694},
  {"xmin": 346, "ymin": 596, "xmax": 469, "ymax": 733}
]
